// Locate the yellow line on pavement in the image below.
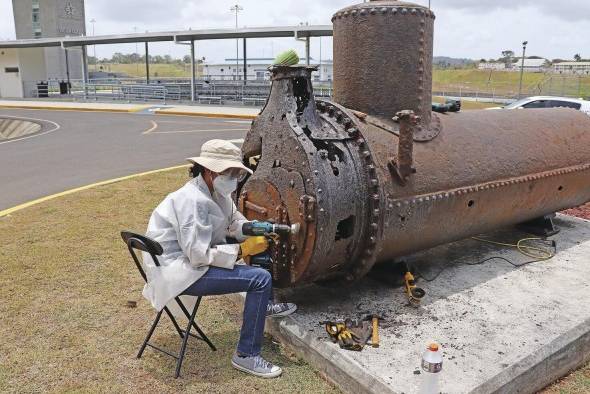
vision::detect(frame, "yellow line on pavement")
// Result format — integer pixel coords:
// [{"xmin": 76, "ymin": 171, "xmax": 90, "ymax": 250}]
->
[
  {"xmin": 0, "ymin": 164, "xmax": 189, "ymax": 218},
  {"xmin": 151, "ymin": 128, "xmax": 249, "ymax": 134},
  {"xmin": 142, "ymin": 120, "xmax": 159, "ymax": 134}
]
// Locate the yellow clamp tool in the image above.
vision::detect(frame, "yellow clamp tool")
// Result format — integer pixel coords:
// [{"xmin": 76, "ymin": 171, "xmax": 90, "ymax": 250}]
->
[{"xmin": 404, "ymin": 270, "xmax": 426, "ymax": 307}]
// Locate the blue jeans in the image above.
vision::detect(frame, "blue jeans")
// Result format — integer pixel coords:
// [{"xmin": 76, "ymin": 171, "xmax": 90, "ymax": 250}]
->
[{"xmin": 182, "ymin": 264, "xmax": 272, "ymax": 357}]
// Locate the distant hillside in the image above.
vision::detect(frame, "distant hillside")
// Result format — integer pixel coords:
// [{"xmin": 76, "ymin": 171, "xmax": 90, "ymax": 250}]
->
[{"xmin": 433, "ymin": 56, "xmax": 475, "ymax": 67}]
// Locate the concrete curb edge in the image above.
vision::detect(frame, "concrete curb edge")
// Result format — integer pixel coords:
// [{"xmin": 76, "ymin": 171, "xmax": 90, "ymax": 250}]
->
[
  {"xmin": 0, "ymin": 104, "xmax": 149, "ymax": 113},
  {"xmin": 471, "ymin": 317, "xmax": 590, "ymax": 394},
  {"xmin": 0, "ymin": 103, "xmax": 258, "ymax": 119}
]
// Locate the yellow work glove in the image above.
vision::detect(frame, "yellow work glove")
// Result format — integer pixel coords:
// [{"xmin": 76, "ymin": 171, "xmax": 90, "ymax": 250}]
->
[{"xmin": 240, "ymin": 236, "xmax": 269, "ymax": 258}]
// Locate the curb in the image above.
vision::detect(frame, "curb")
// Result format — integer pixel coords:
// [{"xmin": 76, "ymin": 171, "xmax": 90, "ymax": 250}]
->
[
  {"xmin": 0, "ymin": 103, "xmax": 259, "ymax": 119},
  {"xmin": 153, "ymin": 110, "xmax": 258, "ymax": 120},
  {"xmin": 472, "ymin": 316, "xmax": 590, "ymax": 394},
  {"xmin": 0, "ymin": 164, "xmax": 188, "ymax": 218},
  {"xmin": 0, "ymin": 104, "xmax": 150, "ymax": 113}
]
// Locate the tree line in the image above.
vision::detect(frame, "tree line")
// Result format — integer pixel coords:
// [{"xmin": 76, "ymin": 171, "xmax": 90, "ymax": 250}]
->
[
  {"xmin": 87, "ymin": 53, "xmax": 205, "ymax": 65},
  {"xmin": 479, "ymin": 51, "xmax": 588, "ymax": 64}
]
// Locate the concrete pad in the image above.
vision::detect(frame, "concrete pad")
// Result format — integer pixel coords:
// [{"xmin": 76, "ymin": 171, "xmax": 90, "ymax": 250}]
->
[
  {"xmin": 0, "ymin": 99, "xmax": 150, "ymax": 112},
  {"xmin": 253, "ymin": 215, "xmax": 590, "ymax": 393}
]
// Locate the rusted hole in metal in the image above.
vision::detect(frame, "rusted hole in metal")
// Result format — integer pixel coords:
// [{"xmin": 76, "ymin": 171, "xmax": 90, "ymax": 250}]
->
[
  {"xmin": 301, "ymin": 127, "xmax": 344, "ymax": 164},
  {"xmin": 468, "ymin": 200, "xmax": 475, "ymax": 207},
  {"xmin": 335, "ymin": 215, "xmax": 355, "ymax": 241},
  {"xmin": 293, "ymin": 77, "xmax": 310, "ymax": 115},
  {"xmin": 558, "ymin": 186, "xmax": 564, "ymax": 191}
]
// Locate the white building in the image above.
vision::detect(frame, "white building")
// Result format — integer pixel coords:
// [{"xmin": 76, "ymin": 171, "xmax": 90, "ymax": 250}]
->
[
  {"xmin": 203, "ymin": 58, "xmax": 333, "ymax": 82},
  {"xmin": 0, "ymin": 48, "xmax": 49, "ymax": 98},
  {"xmin": 0, "ymin": 0, "xmax": 85, "ymax": 98},
  {"xmin": 12, "ymin": 0, "xmax": 85, "ymax": 80},
  {"xmin": 478, "ymin": 62, "xmax": 507, "ymax": 71},
  {"xmin": 511, "ymin": 58, "xmax": 548, "ymax": 73},
  {"xmin": 553, "ymin": 62, "xmax": 590, "ymax": 75}
]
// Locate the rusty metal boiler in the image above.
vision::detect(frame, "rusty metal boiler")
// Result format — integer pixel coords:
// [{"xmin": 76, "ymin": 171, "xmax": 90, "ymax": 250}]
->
[{"xmin": 239, "ymin": 0, "xmax": 590, "ymax": 287}]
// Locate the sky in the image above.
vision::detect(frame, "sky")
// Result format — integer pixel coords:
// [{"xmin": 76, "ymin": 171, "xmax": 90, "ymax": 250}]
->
[{"xmin": 0, "ymin": 0, "xmax": 588, "ymax": 63}]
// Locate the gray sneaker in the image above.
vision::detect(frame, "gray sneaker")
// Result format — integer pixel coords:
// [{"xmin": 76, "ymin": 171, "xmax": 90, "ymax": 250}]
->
[
  {"xmin": 231, "ymin": 353, "xmax": 283, "ymax": 378},
  {"xmin": 267, "ymin": 302, "xmax": 297, "ymax": 317}
]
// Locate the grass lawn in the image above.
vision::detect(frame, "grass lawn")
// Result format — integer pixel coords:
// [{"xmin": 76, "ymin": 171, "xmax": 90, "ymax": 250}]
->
[
  {"xmin": 543, "ymin": 364, "xmax": 590, "ymax": 394},
  {"xmin": 97, "ymin": 63, "xmax": 202, "ymax": 79},
  {"xmin": 0, "ymin": 167, "xmax": 587, "ymax": 393},
  {"xmin": 0, "ymin": 168, "xmax": 337, "ymax": 393},
  {"xmin": 433, "ymin": 68, "xmax": 590, "ymax": 99}
]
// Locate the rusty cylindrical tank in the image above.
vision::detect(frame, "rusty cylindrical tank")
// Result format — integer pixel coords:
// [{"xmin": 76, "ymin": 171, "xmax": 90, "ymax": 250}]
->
[
  {"xmin": 333, "ymin": 0, "xmax": 434, "ymax": 126},
  {"xmin": 239, "ymin": 0, "xmax": 590, "ymax": 288}
]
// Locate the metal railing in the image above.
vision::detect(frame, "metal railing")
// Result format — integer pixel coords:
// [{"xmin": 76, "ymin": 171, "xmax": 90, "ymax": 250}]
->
[
  {"xmin": 24, "ymin": 74, "xmax": 587, "ymax": 105},
  {"xmin": 23, "ymin": 77, "xmax": 334, "ymax": 105}
]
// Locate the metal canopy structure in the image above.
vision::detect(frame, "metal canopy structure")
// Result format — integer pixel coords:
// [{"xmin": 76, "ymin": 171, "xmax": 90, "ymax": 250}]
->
[
  {"xmin": 0, "ymin": 25, "xmax": 333, "ymax": 101},
  {"xmin": 0, "ymin": 25, "xmax": 333, "ymax": 48},
  {"xmin": 0, "ymin": 37, "xmax": 63, "ymax": 48},
  {"xmin": 175, "ymin": 26, "xmax": 333, "ymax": 42}
]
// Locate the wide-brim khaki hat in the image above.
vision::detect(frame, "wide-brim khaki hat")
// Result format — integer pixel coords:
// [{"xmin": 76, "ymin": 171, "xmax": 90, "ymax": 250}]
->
[{"xmin": 186, "ymin": 139, "xmax": 253, "ymax": 175}]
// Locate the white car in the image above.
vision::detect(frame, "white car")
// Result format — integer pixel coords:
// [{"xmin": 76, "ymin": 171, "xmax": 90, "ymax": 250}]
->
[{"xmin": 496, "ymin": 96, "xmax": 590, "ymax": 115}]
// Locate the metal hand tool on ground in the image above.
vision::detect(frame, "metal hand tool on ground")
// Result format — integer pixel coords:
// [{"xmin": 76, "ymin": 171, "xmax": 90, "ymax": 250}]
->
[{"xmin": 363, "ymin": 314, "xmax": 383, "ymax": 348}]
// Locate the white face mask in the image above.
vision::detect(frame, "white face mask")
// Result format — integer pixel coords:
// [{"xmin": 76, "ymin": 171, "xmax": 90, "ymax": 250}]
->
[{"xmin": 213, "ymin": 174, "xmax": 238, "ymax": 196}]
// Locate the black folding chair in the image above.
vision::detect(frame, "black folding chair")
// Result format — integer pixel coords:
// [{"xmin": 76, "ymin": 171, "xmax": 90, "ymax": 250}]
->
[{"xmin": 121, "ymin": 231, "xmax": 216, "ymax": 378}]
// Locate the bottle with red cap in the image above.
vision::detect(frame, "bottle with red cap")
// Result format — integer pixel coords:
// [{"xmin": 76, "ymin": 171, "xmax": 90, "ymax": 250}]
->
[{"xmin": 419, "ymin": 342, "xmax": 443, "ymax": 394}]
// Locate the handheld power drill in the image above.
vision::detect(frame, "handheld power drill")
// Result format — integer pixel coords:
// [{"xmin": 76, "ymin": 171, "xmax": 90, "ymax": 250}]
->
[
  {"xmin": 242, "ymin": 221, "xmax": 300, "ymax": 237},
  {"xmin": 242, "ymin": 221, "xmax": 300, "ymax": 271}
]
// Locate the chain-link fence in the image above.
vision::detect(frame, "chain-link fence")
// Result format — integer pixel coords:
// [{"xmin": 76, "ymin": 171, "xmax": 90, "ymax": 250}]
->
[{"xmin": 433, "ymin": 73, "xmax": 590, "ymax": 102}]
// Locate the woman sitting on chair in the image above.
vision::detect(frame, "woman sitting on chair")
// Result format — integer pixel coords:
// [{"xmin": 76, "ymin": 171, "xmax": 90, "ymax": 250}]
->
[{"xmin": 143, "ymin": 139, "xmax": 296, "ymax": 378}]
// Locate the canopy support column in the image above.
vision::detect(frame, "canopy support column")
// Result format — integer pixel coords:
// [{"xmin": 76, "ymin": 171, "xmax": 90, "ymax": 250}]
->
[
  {"xmin": 243, "ymin": 38, "xmax": 247, "ymax": 85},
  {"xmin": 190, "ymin": 40, "xmax": 196, "ymax": 101},
  {"xmin": 81, "ymin": 45, "xmax": 89, "ymax": 99},
  {"xmin": 145, "ymin": 42, "xmax": 150, "ymax": 84}
]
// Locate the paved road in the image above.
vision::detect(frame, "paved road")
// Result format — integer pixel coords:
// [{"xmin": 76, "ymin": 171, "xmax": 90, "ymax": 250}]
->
[{"xmin": 0, "ymin": 108, "xmax": 251, "ymax": 210}]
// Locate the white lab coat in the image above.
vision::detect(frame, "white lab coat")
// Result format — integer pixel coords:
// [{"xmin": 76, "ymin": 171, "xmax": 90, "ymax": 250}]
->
[{"xmin": 142, "ymin": 175, "xmax": 248, "ymax": 311}]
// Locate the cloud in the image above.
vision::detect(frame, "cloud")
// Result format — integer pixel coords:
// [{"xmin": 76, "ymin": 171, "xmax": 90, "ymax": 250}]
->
[
  {"xmin": 435, "ymin": 0, "xmax": 590, "ymax": 22},
  {"xmin": 86, "ymin": 0, "xmax": 351, "ymax": 28},
  {"xmin": 1, "ymin": 0, "xmax": 588, "ymax": 62}
]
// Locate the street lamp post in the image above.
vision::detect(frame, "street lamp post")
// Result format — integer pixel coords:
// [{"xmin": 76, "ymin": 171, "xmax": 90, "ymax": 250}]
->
[
  {"xmin": 518, "ymin": 41, "xmax": 528, "ymax": 98},
  {"xmin": 134, "ymin": 27, "xmax": 139, "ymax": 76},
  {"xmin": 90, "ymin": 18, "xmax": 96, "ymax": 71},
  {"xmin": 230, "ymin": 4, "xmax": 243, "ymax": 81}
]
